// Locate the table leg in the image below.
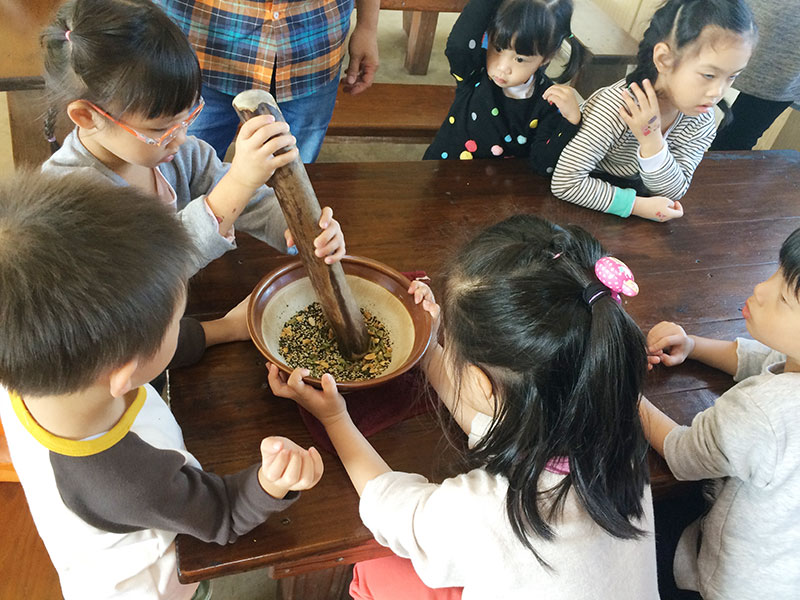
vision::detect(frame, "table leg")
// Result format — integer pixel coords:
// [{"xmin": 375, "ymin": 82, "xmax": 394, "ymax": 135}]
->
[
  {"xmin": 277, "ymin": 564, "xmax": 353, "ymax": 600},
  {"xmin": 403, "ymin": 11, "xmax": 439, "ymax": 76}
]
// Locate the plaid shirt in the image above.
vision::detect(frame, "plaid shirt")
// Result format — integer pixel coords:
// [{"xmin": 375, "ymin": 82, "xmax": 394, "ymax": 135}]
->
[{"xmin": 156, "ymin": 0, "xmax": 354, "ymax": 102}]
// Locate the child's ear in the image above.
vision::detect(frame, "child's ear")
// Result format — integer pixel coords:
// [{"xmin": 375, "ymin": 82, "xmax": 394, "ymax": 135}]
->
[
  {"xmin": 108, "ymin": 358, "xmax": 140, "ymax": 398},
  {"xmin": 652, "ymin": 41, "xmax": 675, "ymax": 75},
  {"xmin": 66, "ymin": 100, "xmax": 101, "ymax": 130}
]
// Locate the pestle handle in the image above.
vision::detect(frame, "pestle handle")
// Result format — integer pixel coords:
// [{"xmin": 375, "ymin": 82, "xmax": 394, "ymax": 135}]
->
[{"xmin": 233, "ymin": 90, "xmax": 370, "ymax": 360}]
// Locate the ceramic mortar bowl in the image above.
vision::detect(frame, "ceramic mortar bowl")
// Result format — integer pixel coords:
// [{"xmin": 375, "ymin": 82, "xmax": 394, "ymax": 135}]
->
[{"xmin": 248, "ymin": 256, "xmax": 435, "ymax": 392}]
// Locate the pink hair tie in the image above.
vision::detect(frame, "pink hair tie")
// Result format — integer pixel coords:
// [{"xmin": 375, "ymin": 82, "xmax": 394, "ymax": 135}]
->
[
  {"xmin": 65, "ymin": 30, "xmax": 72, "ymax": 42},
  {"xmin": 594, "ymin": 257, "xmax": 639, "ymax": 304}
]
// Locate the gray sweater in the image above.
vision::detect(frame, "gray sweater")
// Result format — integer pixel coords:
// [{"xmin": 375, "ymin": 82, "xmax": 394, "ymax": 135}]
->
[
  {"xmin": 665, "ymin": 338, "xmax": 800, "ymax": 599},
  {"xmin": 42, "ymin": 130, "xmax": 288, "ymax": 273},
  {"xmin": 733, "ymin": 0, "xmax": 800, "ymax": 103}
]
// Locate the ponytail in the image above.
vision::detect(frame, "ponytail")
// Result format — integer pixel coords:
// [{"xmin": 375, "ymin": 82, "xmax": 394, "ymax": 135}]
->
[
  {"xmin": 440, "ymin": 215, "xmax": 650, "ymax": 565},
  {"xmin": 553, "ymin": 33, "xmax": 585, "ymax": 84}
]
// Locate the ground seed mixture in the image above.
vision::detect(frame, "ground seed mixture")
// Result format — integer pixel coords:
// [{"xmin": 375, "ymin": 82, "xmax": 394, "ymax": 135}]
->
[{"xmin": 278, "ymin": 302, "xmax": 392, "ymax": 380}]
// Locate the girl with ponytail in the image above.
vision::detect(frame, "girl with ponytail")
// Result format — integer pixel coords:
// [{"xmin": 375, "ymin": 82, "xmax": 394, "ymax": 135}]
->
[
  {"xmin": 423, "ymin": 0, "xmax": 586, "ymax": 177},
  {"xmin": 269, "ymin": 214, "xmax": 658, "ymax": 599},
  {"xmin": 552, "ymin": 0, "xmax": 756, "ymax": 222}
]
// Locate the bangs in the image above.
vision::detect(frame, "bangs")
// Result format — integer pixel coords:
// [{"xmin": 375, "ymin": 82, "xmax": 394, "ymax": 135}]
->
[
  {"xmin": 112, "ymin": 35, "xmax": 201, "ymax": 118},
  {"xmin": 779, "ymin": 228, "xmax": 800, "ymax": 297},
  {"xmin": 489, "ymin": 0, "xmax": 563, "ymax": 58}
]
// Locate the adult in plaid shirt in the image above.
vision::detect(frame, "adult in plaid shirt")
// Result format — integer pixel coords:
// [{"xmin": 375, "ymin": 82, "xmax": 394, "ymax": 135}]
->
[{"xmin": 156, "ymin": 0, "xmax": 380, "ymax": 162}]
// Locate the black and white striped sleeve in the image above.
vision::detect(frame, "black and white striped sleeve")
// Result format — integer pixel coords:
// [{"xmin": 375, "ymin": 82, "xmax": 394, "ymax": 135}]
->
[
  {"xmin": 638, "ymin": 113, "xmax": 716, "ymax": 200},
  {"xmin": 550, "ymin": 86, "xmax": 630, "ymax": 214}
]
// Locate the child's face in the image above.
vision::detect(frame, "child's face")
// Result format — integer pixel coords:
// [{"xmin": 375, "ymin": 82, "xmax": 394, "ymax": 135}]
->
[
  {"xmin": 742, "ymin": 269, "xmax": 800, "ymax": 365},
  {"xmin": 656, "ymin": 33, "xmax": 752, "ymax": 117},
  {"xmin": 486, "ymin": 41, "xmax": 545, "ymax": 89},
  {"xmin": 87, "ymin": 105, "xmax": 197, "ymax": 170}
]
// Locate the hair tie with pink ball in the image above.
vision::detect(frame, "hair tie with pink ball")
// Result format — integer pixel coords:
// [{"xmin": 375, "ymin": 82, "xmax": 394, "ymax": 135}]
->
[{"xmin": 591, "ymin": 256, "xmax": 639, "ymax": 305}]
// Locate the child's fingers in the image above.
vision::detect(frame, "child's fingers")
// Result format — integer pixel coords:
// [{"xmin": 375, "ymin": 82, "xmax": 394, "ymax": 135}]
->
[
  {"xmin": 619, "ymin": 91, "xmax": 637, "ymax": 116},
  {"xmin": 672, "ymin": 200, "xmax": 684, "ymax": 216},
  {"xmin": 313, "ymin": 220, "xmax": 340, "ymax": 249},
  {"xmin": 241, "ymin": 121, "xmax": 289, "ymax": 150},
  {"xmin": 280, "ymin": 451, "xmax": 303, "ymax": 485},
  {"xmin": 295, "ymin": 451, "xmax": 319, "ymax": 488},
  {"xmin": 629, "ymin": 82, "xmax": 649, "ymax": 110},
  {"xmin": 238, "ymin": 114, "xmax": 278, "ymax": 139},
  {"xmin": 648, "ymin": 334, "xmax": 684, "ymax": 354},
  {"xmin": 267, "ymin": 362, "xmax": 294, "ymax": 396},
  {"xmin": 264, "ymin": 449, "xmax": 291, "ymax": 480},
  {"xmin": 323, "ymin": 243, "xmax": 346, "ymax": 264},
  {"xmin": 284, "ymin": 229, "xmax": 295, "ymax": 250},
  {"xmin": 318, "ymin": 207, "xmax": 334, "ymax": 229},
  {"xmin": 261, "ymin": 436, "xmax": 285, "ymax": 456},
  {"xmin": 260, "ymin": 133, "xmax": 297, "ymax": 157},
  {"xmin": 422, "ymin": 299, "xmax": 440, "ymax": 319},
  {"xmin": 309, "ymin": 447, "xmax": 324, "ymax": 481},
  {"xmin": 320, "ymin": 372, "xmax": 340, "ymax": 399},
  {"xmin": 642, "ymin": 79, "xmax": 659, "ymax": 108}
]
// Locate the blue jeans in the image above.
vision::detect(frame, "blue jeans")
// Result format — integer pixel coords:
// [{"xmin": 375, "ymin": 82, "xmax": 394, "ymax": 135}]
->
[{"xmin": 189, "ymin": 75, "xmax": 341, "ymax": 163}]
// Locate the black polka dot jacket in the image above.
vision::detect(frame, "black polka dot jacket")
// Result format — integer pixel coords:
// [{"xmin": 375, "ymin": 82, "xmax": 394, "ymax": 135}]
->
[{"xmin": 422, "ymin": 0, "xmax": 580, "ymax": 177}]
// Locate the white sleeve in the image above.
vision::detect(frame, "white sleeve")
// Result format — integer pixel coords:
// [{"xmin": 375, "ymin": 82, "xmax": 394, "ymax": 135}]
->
[{"xmin": 359, "ymin": 470, "xmax": 500, "ymax": 589}]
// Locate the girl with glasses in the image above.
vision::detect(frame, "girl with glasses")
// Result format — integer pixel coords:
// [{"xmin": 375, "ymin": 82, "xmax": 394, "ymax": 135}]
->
[{"xmin": 41, "ymin": 0, "xmax": 346, "ymax": 275}]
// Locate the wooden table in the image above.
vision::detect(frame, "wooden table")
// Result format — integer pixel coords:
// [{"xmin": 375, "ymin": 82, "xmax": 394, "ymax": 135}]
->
[{"xmin": 171, "ymin": 152, "xmax": 800, "ymax": 598}]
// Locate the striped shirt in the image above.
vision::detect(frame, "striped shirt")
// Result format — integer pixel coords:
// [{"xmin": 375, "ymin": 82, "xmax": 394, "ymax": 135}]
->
[
  {"xmin": 551, "ymin": 80, "xmax": 717, "ymax": 217},
  {"xmin": 155, "ymin": 0, "xmax": 354, "ymax": 102}
]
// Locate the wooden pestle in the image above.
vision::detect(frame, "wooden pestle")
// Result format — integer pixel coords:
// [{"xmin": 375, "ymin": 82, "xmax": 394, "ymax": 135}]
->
[{"xmin": 233, "ymin": 89, "xmax": 370, "ymax": 360}]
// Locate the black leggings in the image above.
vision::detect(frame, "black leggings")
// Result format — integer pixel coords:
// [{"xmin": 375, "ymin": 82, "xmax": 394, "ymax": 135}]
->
[{"xmin": 711, "ymin": 92, "xmax": 793, "ymax": 151}]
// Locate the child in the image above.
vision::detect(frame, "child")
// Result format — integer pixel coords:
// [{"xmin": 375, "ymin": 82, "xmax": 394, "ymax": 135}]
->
[
  {"xmin": 40, "ymin": 0, "xmax": 345, "ymax": 274},
  {"xmin": 0, "ymin": 171, "xmax": 324, "ymax": 600},
  {"xmin": 641, "ymin": 227, "xmax": 800, "ymax": 599},
  {"xmin": 269, "ymin": 215, "xmax": 659, "ymax": 599},
  {"xmin": 551, "ymin": 0, "xmax": 756, "ymax": 222},
  {"xmin": 422, "ymin": 0, "xmax": 585, "ymax": 176}
]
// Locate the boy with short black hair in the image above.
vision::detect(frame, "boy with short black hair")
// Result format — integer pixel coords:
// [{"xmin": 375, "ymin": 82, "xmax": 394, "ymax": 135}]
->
[
  {"xmin": 0, "ymin": 171, "xmax": 323, "ymax": 600},
  {"xmin": 640, "ymin": 227, "xmax": 800, "ymax": 599}
]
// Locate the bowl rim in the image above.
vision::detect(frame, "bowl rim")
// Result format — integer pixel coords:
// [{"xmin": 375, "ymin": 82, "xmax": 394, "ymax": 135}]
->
[{"xmin": 247, "ymin": 255, "xmax": 435, "ymax": 392}]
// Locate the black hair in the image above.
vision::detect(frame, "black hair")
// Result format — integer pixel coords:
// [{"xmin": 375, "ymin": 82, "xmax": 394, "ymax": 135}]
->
[
  {"xmin": 439, "ymin": 214, "xmax": 649, "ymax": 564},
  {"xmin": 0, "ymin": 170, "xmax": 195, "ymax": 397},
  {"xmin": 488, "ymin": 0, "xmax": 585, "ymax": 83},
  {"xmin": 41, "ymin": 0, "xmax": 202, "ymax": 148},
  {"xmin": 626, "ymin": 0, "xmax": 756, "ymax": 125},
  {"xmin": 780, "ymin": 227, "xmax": 800, "ymax": 298}
]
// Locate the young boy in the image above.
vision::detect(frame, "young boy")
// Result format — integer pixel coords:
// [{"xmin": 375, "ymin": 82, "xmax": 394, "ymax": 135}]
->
[
  {"xmin": 640, "ymin": 227, "xmax": 800, "ymax": 599},
  {"xmin": 0, "ymin": 171, "xmax": 323, "ymax": 600}
]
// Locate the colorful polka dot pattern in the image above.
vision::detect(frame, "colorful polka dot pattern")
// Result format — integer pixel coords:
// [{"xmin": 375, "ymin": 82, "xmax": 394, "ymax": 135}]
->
[
  {"xmin": 594, "ymin": 257, "xmax": 639, "ymax": 301},
  {"xmin": 491, "ymin": 145, "xmax": 503, "ymax": 156},
  {"xmin": 491, "ymin": 108, "xmax": 499, "ymax": 116},
  {"xmin": 465, "ymin": 140, "xmax": 477, "ymax": 152},
  {"xmin": 529, "ymin": 119, "xmax": 538, "ymax": 129},
  {"xmin": 460, "ymin": 151, "xmax": 473, "ymax": 160}
]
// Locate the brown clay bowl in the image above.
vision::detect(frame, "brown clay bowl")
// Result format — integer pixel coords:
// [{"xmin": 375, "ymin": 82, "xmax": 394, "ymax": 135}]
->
[{"xmin": 247, "ymin": 256, "xmax": 435, "ymax": 392}]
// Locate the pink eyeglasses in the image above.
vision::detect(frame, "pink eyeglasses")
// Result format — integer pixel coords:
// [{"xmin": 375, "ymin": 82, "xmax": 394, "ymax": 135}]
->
[{"xmin": 84, "ymin": 97, "xmax": 205, "ymax": 147}]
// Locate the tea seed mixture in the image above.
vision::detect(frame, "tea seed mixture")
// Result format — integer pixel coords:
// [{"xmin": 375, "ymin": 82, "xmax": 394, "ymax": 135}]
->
[{"xmin": 278, "ymin": 302, "xmax": 392, "ymax": 380}]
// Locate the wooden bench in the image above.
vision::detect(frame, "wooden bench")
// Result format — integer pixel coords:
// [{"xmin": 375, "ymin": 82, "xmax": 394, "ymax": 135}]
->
[
  {"xmin": 388, "ymin": 0, "xmax": 639, "ymax": 96},
  {"xmin": 327, "ymin": 82, "xmax": 454, "ymax": 142}
]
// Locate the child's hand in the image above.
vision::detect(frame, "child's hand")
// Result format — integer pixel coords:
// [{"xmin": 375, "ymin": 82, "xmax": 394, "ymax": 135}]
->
[
  {"xmin": 619, "ymin": 80, "xmax": 664, "ymax": 158},
  {"xmin": 647, "ymin": 321, "xmax": 695, "ymax": 368},
  {"xmin": 283, "ymin": 207, "xmax": 346, "ymax": 264},
  {"xmin": 632, "ymin": 196, "xmax": 684, "ymax": 222},
  {"xmin": 408, "ymin": 279, "xmax": 440, "ymax": 332},
  {"xmin": 258, "ymin": 436, "xmax": 324, "ymax": 499},
  {"xmin": 543, "ymin": 84, "xmax": 581, "ymax": 125},
  {"xmin": 267, "ymin": 364, "xmax": 349, "ymax": 427},
  {"xmin": 229, "ymin": 115, "xmax": 299, "ymax": 191},
  {"xmin": 200, "ymin": 293, "xmax": 252, "ymax": 347}
]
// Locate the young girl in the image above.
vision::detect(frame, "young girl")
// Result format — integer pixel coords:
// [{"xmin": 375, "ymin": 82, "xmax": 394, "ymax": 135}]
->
[
  {"xmin": 642, "ymin": 227, "xmax": 800, "ymax": 599},
  {"xmin": 551, "ymin": 0, "xmax": 756, "ymax": 222},
  {"xmin": 269, "ymin": 215, "xmax": 659, "ymax": 599},
  {"xmin": 40, "ymin": 0, "xmax": 345, "ymax": 275},
  {"xmin": 422, "ymin": 0, "xmax": 585, "ymax": 176}
]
